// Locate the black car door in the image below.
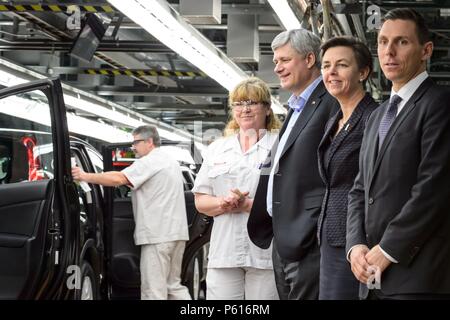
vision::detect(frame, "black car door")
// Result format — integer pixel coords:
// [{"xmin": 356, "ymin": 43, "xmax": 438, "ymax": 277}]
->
[{"xmin": 0, "ymin": 78, "xmax": 79, "ymax": 299}]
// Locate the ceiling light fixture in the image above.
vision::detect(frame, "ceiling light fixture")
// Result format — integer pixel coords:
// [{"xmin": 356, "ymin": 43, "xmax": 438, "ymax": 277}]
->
[
  {"xmin": 108, "ymin": 0, "xmax": 244, "ymax": 91},
  {"xmin": 0, "ymin": 94, "xmax": 132, "ymax": 142},
  {"xmin": 107, "ymin": 0, "xmax": 286, "ymax": 114},
  {"xmin": 267, "ymin": 0, "xmax": 302, "ymax": 30},
  {"xmin": 0, "ymin": 57, "xmax": 197, "ymax": 142}
]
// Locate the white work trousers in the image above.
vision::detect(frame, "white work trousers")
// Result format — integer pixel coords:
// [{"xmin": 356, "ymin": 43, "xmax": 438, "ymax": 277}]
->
[
  {"xmin": 206, "ymin": 267, "xmax": 279, "ymax": 300},
  {"xmin": 140, "ymin": 240, "xmax": 191, "ymax": 300}
]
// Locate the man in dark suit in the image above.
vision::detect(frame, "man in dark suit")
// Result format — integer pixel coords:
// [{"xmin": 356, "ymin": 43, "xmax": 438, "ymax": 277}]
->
[
  {"xmin": 247, "ymin": 29, "xmax": 338, "ymax": 300},
  {"xmin": 347, "ymin": 8, "xmax": 450, "ymax": 299}
]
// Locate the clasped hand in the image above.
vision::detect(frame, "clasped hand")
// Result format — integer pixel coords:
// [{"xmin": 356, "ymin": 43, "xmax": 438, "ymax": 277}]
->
[
  {"xmin": 350, "ymin": 244, "xmax": 392, "ymax": 285},
  {"xmin": 219, "ymin": 188, "xmax": 249, "ymax": 213}
]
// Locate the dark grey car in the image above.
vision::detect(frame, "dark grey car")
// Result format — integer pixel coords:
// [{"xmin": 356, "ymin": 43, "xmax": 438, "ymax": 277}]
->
[{"xmin": 0, "ymin": 78, "xmax": 210, "ymax": 300}]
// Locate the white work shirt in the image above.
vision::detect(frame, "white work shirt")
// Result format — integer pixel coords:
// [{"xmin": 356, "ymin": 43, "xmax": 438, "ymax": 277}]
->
[
  {"xmin": 122, "ymin": 148, "xmax": 189, "ymax": 245},
  {"xmin": 192, "ymin": 133, "xmax": 277, "ymax": 269}
]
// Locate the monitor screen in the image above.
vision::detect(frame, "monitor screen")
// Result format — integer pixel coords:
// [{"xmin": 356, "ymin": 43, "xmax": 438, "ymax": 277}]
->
[{"xmin": 70, "ymin": 14, "xmax": 106, "ymax": 63}]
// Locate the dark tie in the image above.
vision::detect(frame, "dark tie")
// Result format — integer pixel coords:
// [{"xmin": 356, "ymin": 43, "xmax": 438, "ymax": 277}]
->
[{"xmin": 378, "ymin": 95, "xmax": 402, "ymax": 150}]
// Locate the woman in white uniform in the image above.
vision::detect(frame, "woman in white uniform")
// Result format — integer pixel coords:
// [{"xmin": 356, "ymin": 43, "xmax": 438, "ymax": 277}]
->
[{"xmin": 193, "ymin": 77, "xmax": 281, "ymax": 300}]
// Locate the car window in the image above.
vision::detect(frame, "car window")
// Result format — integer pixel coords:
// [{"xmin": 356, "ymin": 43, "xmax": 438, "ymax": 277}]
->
[
  {"xmin": 71, "ymin": 152, "xmax": 92, "ymax": 221},
  {"xmin": 0, "ymin": 90, "xmax": 54, "ymax": 184},
  {"xmin": 0, "ymin": 145, "xmax": 10, "ymax": 181},
  {"xmin": 87, "ymin": 148, "xmax": 103, "ymax": 174},
  {"xmin": 110, "ymin": 145, "xmax": 196, "ymax": 195},
  {"xmin": 85, "ymin": 147, "xmax": 104, "ymax": 196}
]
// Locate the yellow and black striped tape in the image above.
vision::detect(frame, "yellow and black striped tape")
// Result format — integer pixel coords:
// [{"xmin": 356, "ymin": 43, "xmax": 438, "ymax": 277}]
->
[
  {"xmin": 0, "ymin": 4, "xmax": 114, "ymax": 13},
  {"xmin": 84, "ymin": 68, "xmax": 207, "ymax": 78}
]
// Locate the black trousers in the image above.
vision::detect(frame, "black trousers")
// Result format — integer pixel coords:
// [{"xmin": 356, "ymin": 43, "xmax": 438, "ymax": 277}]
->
[
  {"xmin": 319, "ymin": 222, "xmax": 359, "ymax": 300},
  {"xmin": 272, "ymin": 239, "xmax": 320, "ymax": 300}
]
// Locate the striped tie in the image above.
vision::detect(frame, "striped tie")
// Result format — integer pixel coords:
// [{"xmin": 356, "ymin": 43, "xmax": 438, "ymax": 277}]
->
[{"xmin": 378, "ymin": 95, "xmax": 402, "ymax": 150}]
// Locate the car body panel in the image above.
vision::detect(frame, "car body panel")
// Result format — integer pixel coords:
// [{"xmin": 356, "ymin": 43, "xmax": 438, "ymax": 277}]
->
[{"xmin": 0, "ymin": 78, "xmax": 80, "ymax": 299}]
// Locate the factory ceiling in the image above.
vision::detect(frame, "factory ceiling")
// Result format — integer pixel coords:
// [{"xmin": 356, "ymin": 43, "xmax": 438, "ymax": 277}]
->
[{"xmin": 0, "ymin": 0, "xmax": 449, "ymax": 139}]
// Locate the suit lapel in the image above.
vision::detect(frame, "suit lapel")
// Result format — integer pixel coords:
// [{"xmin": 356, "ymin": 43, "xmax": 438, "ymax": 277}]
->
[
  {"xmin": 280, "ymin": 82, "xmax": 327, "ymax": 159},
  {"xmin": 319, "ymin": 94, "xmax": 370, "ymax": 177},
  {"xmin": 366, "ymin": 104, "xmax": 385, "ymax": 181},
  {"xmin": 327, "ymin": 95, "xmax": 369, "ymax": 169},
  {"xmin": 279, "ymin": 109, "xmax": 293, "ymax": 137},
  {"xmin": 321, "ymin": 112, "xmax": 339, "ymax": 173},
  {"xmin": 317, "ymin": 111, "xmax": 340, "ymax": 182},
  {"xmin": 369, "ymin": 78, "xmax": 433, "ymax": 189}
]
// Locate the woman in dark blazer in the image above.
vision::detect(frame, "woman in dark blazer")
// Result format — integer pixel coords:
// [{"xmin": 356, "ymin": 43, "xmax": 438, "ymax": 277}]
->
[{"xmin": 317, "ymin": 36, "xmax": 378, "ymax": 299}]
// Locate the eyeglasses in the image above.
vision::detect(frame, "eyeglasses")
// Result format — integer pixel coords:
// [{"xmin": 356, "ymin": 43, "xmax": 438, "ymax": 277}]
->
[
  {"xmin": 230, "ymin": 100, "xmax": 264, "ymax": 111},
  {"xmin": 131, "ymin": 139, "xmax": 146, "ymax": 146}
]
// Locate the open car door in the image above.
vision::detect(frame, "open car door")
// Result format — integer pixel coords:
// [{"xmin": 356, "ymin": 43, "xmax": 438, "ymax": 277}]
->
[
  {"xmin": 0, "ymin": 78, "xmax": 79, "ymax": 299},
  {"xmin": 102, "ymin": 142, "xmax": 212, "ymax": 299}
]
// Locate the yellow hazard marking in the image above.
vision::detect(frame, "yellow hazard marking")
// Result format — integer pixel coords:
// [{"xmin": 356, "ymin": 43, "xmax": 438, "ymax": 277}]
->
[
  {"xmin": 83, "ymin": 6, "xmax": 96, "ymax": 12},
  {"xmin": 102, "ymin": 6, "xmax": 114, "ymax": 13},
  {"xmin": 84, "ymin": 69, "xmax": 204, "ymax": 77},
  {"xmin": 49, "ymin": 5, "xmax": 62, "ymax": 12},
  {"xmin": 31, "ymin": 5, "xmax": 44, "ymax": 11}
]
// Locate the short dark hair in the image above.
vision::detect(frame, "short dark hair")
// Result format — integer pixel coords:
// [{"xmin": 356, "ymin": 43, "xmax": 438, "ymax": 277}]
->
[
  {"xmin": 320, "ymin": 36, "xmax": 373, "ymax": 86},
  {"xmin": 383, "ymin": 8, "xmax": 430, "ymax": 44},
  {"xmin": 132, "ymin": 125, "xmax": 161, "ymax": 147}
]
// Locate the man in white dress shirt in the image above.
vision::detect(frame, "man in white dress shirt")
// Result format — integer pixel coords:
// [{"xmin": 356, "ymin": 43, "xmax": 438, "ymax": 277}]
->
[{"xmin": 72, "ymin": 125, "xmax": 190, "ymax": 300}]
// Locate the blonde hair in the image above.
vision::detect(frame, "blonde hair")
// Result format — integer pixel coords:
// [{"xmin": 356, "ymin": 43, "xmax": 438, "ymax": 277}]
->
[{"xmin": 224, "ymin": 77, "xmax": 282, "ymax": 136}]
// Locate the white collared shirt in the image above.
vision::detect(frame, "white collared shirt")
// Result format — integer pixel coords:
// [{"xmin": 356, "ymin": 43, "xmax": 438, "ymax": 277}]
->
[
  {"xmin": 192, "ymin": 132, "xmax": 278, "ymax": 269},
  {"xmin": 122, "ymin": 148, "xmax": 189, "ymax": 245},
  {"xmin": 391, "ymin": 71, "xmax": 428, "ymax": 115}
]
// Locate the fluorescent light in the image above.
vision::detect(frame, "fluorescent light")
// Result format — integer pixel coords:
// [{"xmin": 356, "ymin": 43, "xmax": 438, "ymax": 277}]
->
[
  {"xmin": 107, "ymin": 0, "xmax": 286, "ymax": 115},
  {"xmin": 63, "ymin": 94, "xmax": 142, "ymax": 128},
  {"xmin": 66, "ymin": 114, "xmax": 132, "ymax": 142},
  {"xmin": 267, "ymin": 0, "xmax": 302, "ymax": 30},
  {"xmin": 0, "ymin": 57, "xmax": 197, "ymax": 141},
  {"xmin": 108, "ymin": 0, "xmax": 245, "ymax": 91},
  {"xmin": 0, "ymin": 94, "xmax": 132, "ymax": 142}
]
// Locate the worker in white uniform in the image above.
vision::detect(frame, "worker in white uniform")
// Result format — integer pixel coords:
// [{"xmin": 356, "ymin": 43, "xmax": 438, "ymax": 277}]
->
[
  {"xmin": 193, "ymin": 77, "xmax": 281, "ymax": 300},
  {"xmin": 72, "ymin": 125, "xmax": 190, "ymax": 300}
]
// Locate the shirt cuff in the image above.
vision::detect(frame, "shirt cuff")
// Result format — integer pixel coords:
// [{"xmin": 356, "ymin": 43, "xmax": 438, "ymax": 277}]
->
[
  {"xmin": 346, "ymin": 244, "xmax": 368, "ymax": 262},
  {"xmin": 379, "ymin": 246, "xmax": 398, "ymax": 263},
  {"xmin": 191, "ymin": 186, "xmax": 213, "ymax": 195}
]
